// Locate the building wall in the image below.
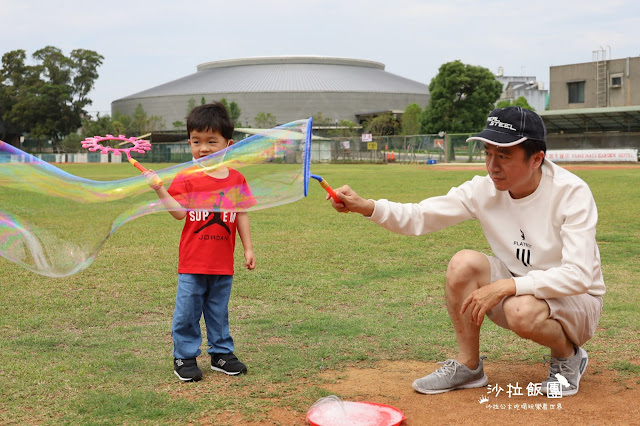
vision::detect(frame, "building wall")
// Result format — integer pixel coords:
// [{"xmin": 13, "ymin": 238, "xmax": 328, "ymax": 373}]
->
[
  {"xmin": 112, "ymin": 91, "xmax": 430, "ymax": 130},
  {"xmin": 547, "ymin": 131, "xmax": 640, "ymax": 150},
  {"xmin": 549, "ymin": 57, "xmax": 640, "ymax": 110}
]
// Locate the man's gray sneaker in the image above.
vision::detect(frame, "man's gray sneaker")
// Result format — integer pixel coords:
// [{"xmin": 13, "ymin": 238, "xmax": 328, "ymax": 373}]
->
[
  {"xmin": 412, "ymin": 356, "xmax": 488, "ymax": 394},
  {"xmin": 541, "ymin": 346, "xmax": 588, "ymax": 397}
]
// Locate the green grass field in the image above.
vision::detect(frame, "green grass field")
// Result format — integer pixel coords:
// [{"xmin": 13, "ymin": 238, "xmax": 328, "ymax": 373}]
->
[{"xmin": 1, "ymin": 163, "xmax": 639, "ymax": 424}]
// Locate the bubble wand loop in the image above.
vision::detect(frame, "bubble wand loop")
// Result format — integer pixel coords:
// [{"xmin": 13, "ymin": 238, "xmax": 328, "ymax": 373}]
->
[
  {"xmin": 81, "ymin": 135, "xmax": 163, "ymax": 187},
  {"xmin": 301, "ymin": 117, "xmax": 341, "ymax": 204}
]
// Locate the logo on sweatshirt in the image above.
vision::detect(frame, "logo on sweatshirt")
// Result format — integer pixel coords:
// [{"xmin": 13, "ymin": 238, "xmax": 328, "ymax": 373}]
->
[{"xmin": 514, "ymin": 229, "xmax": 532, "ymax": 267}]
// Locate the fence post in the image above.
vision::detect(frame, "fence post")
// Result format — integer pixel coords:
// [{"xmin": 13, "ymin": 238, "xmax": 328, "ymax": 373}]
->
[{"xmin": 444, "ymin": 133, "xmax": 449, "ymax": 163}]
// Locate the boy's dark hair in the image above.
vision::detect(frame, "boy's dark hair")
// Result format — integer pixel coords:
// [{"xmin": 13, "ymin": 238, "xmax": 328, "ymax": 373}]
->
[
  {"xmin": 520, "ymin": 138, "xmax": 546, "ymax": 166},
  {"xmin": 187, "ymin": 102, "xmax": 234, "ymax": 140}
]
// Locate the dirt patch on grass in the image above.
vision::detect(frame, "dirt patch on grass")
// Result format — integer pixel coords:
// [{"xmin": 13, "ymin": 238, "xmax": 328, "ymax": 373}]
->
[
  {"xmin": 178, "ymin": 359, "xmax": 639, "ymax": 425},
  {"xmin": 312, "ymin": 360, "xmax": 640, "ymax": 425}
]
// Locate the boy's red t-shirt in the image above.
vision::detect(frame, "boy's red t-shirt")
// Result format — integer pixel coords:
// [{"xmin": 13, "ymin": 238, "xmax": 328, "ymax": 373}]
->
[{"xmin": 167, "ymin": 167, "xmax": 256, "ymax": 275}]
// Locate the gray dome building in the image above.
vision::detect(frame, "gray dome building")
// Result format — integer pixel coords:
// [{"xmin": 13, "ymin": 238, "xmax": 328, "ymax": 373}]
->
[{"xmin": 111, "ymin": 56, "xmax": 430, "ymax": 129}]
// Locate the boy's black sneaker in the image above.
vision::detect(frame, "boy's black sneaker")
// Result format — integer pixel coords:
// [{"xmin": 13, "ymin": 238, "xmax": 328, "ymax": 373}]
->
[
  {"xmin": 174, "ymin": 358, "xmax": 202, "ymax": 382},
  {"xmin": 211, "ymin": 353, "xmax": 247, "ymax": 376}
]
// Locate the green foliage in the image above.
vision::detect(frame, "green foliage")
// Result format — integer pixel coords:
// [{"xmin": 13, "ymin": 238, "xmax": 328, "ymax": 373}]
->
[
  {"xmin": 366, "ymin": 113, "xmax": 400, "ymax": 136},
  {"xmin": 172, "ymin": 120, "xmax": 185, "ymax": 130},
  {"xmin": 0, "ymin": 46, "xmax": 104, "ymax": 149},
  {"xmin": 186, "ymin": 98, "xmax": 196, "ymax": 117},
  {"xmin": 219, "ymin": 97, "xmax": 242, "ymax": 126},
  {"xmin": 401, "ymin": 103, "xmax": 422, "ymax": 135},
  {"xmin": 312, "ymin": 112, "xmax": 332, "ymax": 126},
  {"xmin": 328, "ymin": 119, "xmax": 358, "ymax": 138},
  {"xmin": 421, "ymin": 60, "xmax": 502, "ymax": 134},
  {"xmin": 81, "ymin": 113, "xmax": 115, "ymax": 137},
  {"xmin": 111, "ymin": 110, "xmax": 132, "ymax": 135},
  {"xmin": 496, "ymin": 96, "xmax": 535, "ymax": 111},
  {"xmin": 130, "ymin": 103, "xmax": 165, "ymax": 136},
  {"xmin": 253, "ymin": 112, "xmax": 277, "ymax": 128},
  {"xmin": 60, "ymin": 132, "xmax": 83, "ymax": 152}
]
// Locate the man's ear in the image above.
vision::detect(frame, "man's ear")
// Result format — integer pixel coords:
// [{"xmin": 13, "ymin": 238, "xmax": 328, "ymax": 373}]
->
[{"xmin": 532, "ymin": 150, "xmax": 545, "ymax": 168}]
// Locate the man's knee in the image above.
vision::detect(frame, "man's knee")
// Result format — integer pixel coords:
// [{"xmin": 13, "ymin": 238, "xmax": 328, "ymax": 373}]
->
[
  {"xmin": 503, "ymin": 295, "xmax": 549, "ymax": 338},
  {"xmin": 446, "ymin": 250, "xmax": 491, "ymax": 289}
]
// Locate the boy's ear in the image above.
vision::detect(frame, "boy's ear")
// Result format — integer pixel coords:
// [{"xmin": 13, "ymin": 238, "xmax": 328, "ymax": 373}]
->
[{"xmin": 227, "ymin": 139, "xmax": 234, "ymax": 146}]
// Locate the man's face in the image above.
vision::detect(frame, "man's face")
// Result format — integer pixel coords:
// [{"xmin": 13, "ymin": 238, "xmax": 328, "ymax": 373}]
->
[
  {"xmin": 188, "ymin": 129, "xmax": 233, "ymax": 159},
  {"xmin": 484, "ymin": 143, "xmax": 543, "ymax": 199}
]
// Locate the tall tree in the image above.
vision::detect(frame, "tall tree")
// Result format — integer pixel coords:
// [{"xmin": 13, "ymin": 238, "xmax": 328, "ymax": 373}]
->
[
  {"xmin": 0, "ymin": 46, "xmax": 103, "ymax": 150},
  {"xmin": 401, "ymin": 103, "xmax": 422, "ymax": 135},
  {"xmin": 220, "ymin": 98, "xmax": 242, "ymax": 126},
  {"xmin": 130, "ymin": 103, "xmax": 165, "ymax": 135},
  {"xmin": 70, "ymin": 49, "xmax": 104, "ymax": 112},
  {"xmin": 420, "ymin": 60, "xmax": 502, "ymax": 134},
  {"xmin": 186, "ymin": 98, "xmax": 197, "ymax": 117},
  {"xmin": 0, "ymin": 50, "xmax": 39, "ymax": 143},
  {"xmin": 366, "ymin": 113, "xmax": 400, "ymax": 136}
]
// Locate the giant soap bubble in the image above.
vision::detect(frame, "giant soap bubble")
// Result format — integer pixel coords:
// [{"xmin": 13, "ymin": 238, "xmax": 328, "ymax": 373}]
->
[{"xmin": 0, "ymin": 118, "xmax": 313, "ymax": 277}]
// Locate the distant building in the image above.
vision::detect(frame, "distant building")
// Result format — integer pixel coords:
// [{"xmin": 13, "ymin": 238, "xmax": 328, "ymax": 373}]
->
[
  {"xmin": 540, "ymin": 51, "xmax": 640, "ymax": 152},
  {"xmin": 111, "ymin": 56, "xmax": 430, "ymax": 130},
  {"xmin": 548, "ymin": 52, "xmax": 640, "ymax": 110},
  {"xmin": 495, "ymin": 66, "xmax": 548, "ymax": 111}
]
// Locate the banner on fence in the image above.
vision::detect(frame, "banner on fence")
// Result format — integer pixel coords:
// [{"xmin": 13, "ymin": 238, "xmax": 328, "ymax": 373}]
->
[{"xmin": 546, "ymin": 149, "xmax": 638, "ymax": 162}]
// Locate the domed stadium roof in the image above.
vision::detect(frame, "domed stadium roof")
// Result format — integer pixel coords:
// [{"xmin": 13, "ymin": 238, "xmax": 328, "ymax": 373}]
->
[
  {"xmin": 112, "ymin": 56, "xmax": 430, "ymax": 128},
  {"xmin": 118, "ymin": 56, "xmax": 429, "ymax": 98}
]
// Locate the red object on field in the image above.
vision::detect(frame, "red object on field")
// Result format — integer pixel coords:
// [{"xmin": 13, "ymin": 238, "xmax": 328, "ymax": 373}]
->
[{"xmin": 306, "ymin": 400, "xmax": 406, "ymax": 426}]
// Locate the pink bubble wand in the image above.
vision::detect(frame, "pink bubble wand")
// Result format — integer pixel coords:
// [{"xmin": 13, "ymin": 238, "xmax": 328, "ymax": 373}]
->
[{"xmin": 81, "ymin": 135, "xmax": 163, "ymax": 187}]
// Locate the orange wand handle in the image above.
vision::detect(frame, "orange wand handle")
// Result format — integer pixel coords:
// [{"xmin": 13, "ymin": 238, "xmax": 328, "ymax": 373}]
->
[
  {"xmin": 128, "ymin": 157, "xmax": 164, "ymax": 187},
  {"xmin": 311, "ymin": 174, "xmax": 340, "ymax": 203}
]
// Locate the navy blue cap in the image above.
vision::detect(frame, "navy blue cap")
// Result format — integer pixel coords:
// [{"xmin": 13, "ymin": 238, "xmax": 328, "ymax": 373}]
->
[{"xmin": 467, "ymin": 107, "xmax": 546, "ymax": 146}]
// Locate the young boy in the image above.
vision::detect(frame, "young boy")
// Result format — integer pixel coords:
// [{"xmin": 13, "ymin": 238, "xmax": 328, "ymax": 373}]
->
[{"xmin": 145, "ymin": 102, "xmax": 256, "ymax": 382}]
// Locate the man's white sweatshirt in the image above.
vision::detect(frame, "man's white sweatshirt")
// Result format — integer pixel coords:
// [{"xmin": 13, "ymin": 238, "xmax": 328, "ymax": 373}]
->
[{"xmin": 368, "ymin": 160, "xmax": 605, "ymax": 299}]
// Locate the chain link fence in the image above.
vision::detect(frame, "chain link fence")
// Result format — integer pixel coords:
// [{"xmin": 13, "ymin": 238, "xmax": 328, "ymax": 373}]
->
[
  {"xmin": 329, "ymin": 133, "xmax": 485, "ymax": 164},
  {"xmin": 17, "ymin": 132, "xmax": 486, "ymax": 164}
]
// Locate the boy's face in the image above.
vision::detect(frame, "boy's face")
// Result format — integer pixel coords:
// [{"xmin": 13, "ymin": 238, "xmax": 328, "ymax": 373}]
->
[{"xmin": 188, "ymin": 129, "xmax": 233, "ymax": 159}]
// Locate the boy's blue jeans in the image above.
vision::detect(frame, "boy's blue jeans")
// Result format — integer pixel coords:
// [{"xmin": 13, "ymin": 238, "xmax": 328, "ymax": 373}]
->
[{"xmin": 172, "ymin": 273, "xmax": 235, "ymax": 359}]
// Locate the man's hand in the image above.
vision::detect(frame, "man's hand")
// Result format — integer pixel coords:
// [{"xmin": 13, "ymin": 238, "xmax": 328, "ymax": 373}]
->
[
  {"xmin": 329, "ymin": 185, "xmax": 375, "ymax": 216},
  {"xmin": 461, "ymin": 278, "xmax": 516, "ymax": 326}
]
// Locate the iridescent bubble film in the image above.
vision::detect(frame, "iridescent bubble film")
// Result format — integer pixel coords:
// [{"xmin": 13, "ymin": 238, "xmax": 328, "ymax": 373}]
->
[{"xmin": 0, "ymin": 119, "xmax": 311, "ymax": 277}]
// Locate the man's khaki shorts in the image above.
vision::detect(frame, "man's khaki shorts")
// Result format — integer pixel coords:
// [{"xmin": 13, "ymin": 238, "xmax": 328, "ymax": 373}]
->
[{"xmin": 485, "ymin": 255, "xmax": 603, "ymax": 347}]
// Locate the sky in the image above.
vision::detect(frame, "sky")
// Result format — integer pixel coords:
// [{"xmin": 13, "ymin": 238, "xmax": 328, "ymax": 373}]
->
[{"xmin": 2, "ymin": 0, "xmax": 640, "ymax": 117}]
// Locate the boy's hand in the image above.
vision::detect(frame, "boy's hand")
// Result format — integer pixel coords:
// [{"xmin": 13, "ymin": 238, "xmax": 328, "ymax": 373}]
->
[
  {"xmin": 244, "ymin": 249, "xmax": 256, "ymax": 270},
  {"xmin": 329, "ymin": 185, "xmax": 375, "ymax": 216},
  {"xmin": 143, "ymin": 170, "xmax": 163, "ymax": 190}
]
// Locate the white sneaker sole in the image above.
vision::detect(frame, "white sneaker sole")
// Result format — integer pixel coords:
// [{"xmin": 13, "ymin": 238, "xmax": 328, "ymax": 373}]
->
[
  {"xmin": 412, "ymin": 374, "xmax": 489, "ymax": 395},
  {"xmin": 174, "ymin": 370, "xmax": 201, "ymax": 382},
  {"xmin": 211, "ymin": 365, "xmax": 246, "ymax": 376}
]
